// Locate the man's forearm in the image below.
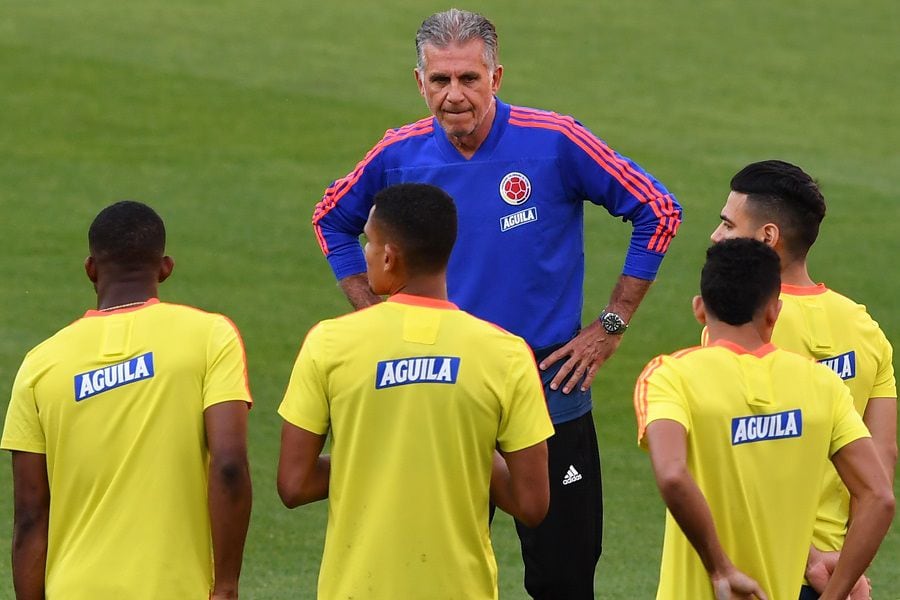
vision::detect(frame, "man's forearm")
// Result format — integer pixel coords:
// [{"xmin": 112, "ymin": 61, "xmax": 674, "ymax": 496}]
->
[
  {"xmin": 604, "ymin": 274, "xmax": 652, "ymax": 322},
  {"xmin": 656, "ymin": 467, "xmax": 732, "ymax": 577},
  {"xmin": 12, "ymin": 517, "xmax": 48, "ymax": 600},
  {"xmin": 339, "ymin": 273, "xmax": 382, "ymax": 310},
  {"xmin": 208, "ymin": 456, "xmax": 252, "ymax": 596},
  {"xmin": 820, "ymin": 491, "xmax": 894, "ymax": 600}
]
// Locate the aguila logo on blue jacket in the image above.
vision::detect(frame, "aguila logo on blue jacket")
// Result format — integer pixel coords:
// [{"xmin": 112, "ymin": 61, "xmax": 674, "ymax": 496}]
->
[
  {"xmin": 731, "ymin": 409, "xmax": 802, "ymax": 445},
  {"xmin": 74, "ymin": 352, "xmax": 155, "ymax": 401},
  {"xmin": 818, "ymin": 350, "xmax": 856, "ymax": 380},
  {"xmin": 375, "ymin": 356, "xmax": 460, "ymax": 389}
]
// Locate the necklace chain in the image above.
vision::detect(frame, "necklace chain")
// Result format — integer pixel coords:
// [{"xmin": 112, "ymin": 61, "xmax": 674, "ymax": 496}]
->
[{"xmin": 99, "ymin": 301, "xmax": 147, "ymax": 312}]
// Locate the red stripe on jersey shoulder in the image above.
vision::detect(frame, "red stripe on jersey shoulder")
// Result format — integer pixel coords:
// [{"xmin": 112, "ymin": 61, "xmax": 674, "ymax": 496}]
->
[
  {"xmin": 312, "ymin": 118, "xmax": 434, "ymax": 254},
  {"xmin": 509, "ymin": 107, "xmax": 681, "ymax": 254},
  {"xmin": 509, "ymin": 107, "xmax": 660, "ymax": 203}
]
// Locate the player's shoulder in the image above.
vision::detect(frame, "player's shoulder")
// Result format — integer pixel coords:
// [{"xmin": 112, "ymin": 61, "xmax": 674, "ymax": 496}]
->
[{"xmin": 507, "ymin": 103, "xmax": 593, "ymax": 138}]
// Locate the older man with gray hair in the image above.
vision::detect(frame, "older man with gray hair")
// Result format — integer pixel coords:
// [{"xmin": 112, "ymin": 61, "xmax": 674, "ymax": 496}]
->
[{"xmin": 311, "ymin": 9, "xmax": 682, "ymax": 598}]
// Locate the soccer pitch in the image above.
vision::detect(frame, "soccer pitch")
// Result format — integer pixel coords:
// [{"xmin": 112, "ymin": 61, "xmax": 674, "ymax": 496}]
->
[{"xmin": 0, "ymin": 1, "xmax": 897, "ymax": 597}]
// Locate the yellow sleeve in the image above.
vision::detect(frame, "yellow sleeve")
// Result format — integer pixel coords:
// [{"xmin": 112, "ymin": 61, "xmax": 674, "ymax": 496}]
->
[
  {"xmin": 829, "ymin": 380, "xmax": 871, "ymax": 457},
  {"xmin": 0, "ymin": 357, "xmax": 46, "ymax": 454},
  {"xmin": 203, "ymin": 315, "xmax": 253, "ymax": 409},
  {"xmin": 278, "ymin": 324, "xmax": 330, "ymax": 435},
  {"xmin": 634, "ymin": 355, "xmax": 690, "ymax": 449},
  {"xmin": 497, "ymin": 339, "xmax": 554, "ymax": 453},
  {"xmin": 870, "ymin": 332, "xmax": 896, "ymax": 399}
]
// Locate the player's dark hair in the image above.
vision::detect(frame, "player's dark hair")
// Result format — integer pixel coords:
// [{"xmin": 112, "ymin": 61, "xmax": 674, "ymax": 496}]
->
[
  {"xmin": 730, "ymin": 160, "xmax": 826, "ymax": 258},
  {"xmin": 372, "ymin": 183, "xmax": 457, "ymax": 274},
  {"xmin": 701, "ymin": 239, "xmax": 781, "ymax": 326},
  {"xmin": 88, "ymin": 201, "xmax": 166, "ymax": 269}
]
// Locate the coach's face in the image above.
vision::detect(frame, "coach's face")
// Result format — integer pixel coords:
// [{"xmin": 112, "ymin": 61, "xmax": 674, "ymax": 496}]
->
[
  {"xmin": 710, "ymin": 192, "xmax": 767, "ymax": 244},
  {"xmin": 415, "ymin": 39, "xmax": 503, "ymax": 152}
]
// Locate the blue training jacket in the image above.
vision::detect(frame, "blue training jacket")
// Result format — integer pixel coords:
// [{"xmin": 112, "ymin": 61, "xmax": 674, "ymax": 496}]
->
[{"xmin": 313, "ymin": 98, "xmax": 682, "ymax": 423}]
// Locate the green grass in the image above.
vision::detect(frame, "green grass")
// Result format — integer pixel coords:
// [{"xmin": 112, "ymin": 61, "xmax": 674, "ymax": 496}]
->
[{"xmin": 1, "ymin": 1, "xmax": 897, "ymax": 597}]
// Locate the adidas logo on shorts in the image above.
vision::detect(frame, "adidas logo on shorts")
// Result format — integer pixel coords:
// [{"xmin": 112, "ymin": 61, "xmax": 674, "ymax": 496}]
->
[{"xmin": 562, "ymin": 465, "xmax": 583, "ymax": 486}]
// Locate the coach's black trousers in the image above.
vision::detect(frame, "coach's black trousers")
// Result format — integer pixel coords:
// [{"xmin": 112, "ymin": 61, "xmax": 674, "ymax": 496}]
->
[{"xmin": 515, "ymin": 411, "xmax": 603, "ymax": 600}]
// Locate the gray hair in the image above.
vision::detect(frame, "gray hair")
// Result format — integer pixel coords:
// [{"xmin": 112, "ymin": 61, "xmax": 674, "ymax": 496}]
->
[{"xmin": 415, "ymin": 9, "xmax": 499, "ymax": 72}]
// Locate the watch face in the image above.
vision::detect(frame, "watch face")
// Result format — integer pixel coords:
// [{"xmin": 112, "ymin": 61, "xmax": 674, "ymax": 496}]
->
[{"xmin": 601, "ymin": 312, "xmax": 626, "ymax": 334}]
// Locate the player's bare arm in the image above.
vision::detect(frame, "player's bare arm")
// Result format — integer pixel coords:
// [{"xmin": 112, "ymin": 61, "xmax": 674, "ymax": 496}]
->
[
  {"xmin": 339, "ymin": 273, "xmax": 383, "ymax": 310},
  {"xmin": 490, "ymin": 442, "xmax": 550, "ymax": 528},
  {"xmin": 862, "ymin": 397, "xmax": 897, "ymax": 484},
  {"xmin": 277, "ymin": 422, "xmax": 330, "ymax": 507},
  {"xmin": 206, "ymin": 401, "xmax": 253, "ymax": 600},
  {"xmin": 646, "ymin": 420, "xmax": 768, "ymax": 600},
  {"xmin": 11, "ymin": 451, "xmax": 50, "ymax": 600},
  {"xmin": 541, "ymin": 274, "xmax": 652, "ymax": 393},
  {"xmin": 818, "ymin": 438, "xmax": 894, "ymax": 600}
]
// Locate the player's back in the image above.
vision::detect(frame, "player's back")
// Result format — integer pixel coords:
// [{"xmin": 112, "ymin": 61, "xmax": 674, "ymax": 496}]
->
[
  {"xmin": 636, "ymin": 340, "xmax": 867, "ymax": 600},
  {"xmin": 3, "ymin": 299, "xmax": 249, "ymax": 599},
  {"xmin": 773, "ymin": 284, "xmax": 895, "ymax": 552},
  {"xmin": 306, "ymin": 294, "xmax": 551, "ymax": 600}
]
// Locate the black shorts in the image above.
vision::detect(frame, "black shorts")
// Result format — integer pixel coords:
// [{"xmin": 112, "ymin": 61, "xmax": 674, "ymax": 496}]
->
[{"xmin": 514, "ymin": 410, "xmax": 603, "ymax": 599}]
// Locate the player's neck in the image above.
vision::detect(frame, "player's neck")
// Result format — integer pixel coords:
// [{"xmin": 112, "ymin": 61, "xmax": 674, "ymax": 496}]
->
[
  {"xmin": 96, "ymin": 281, "xmax": 158, "ymax": 311},
  {"xmin": 779, "ymin": 257, "xmax": 815, "ymax": 287},
  {"xmin": 390, "ymin": 274, "xmax": 448, "ymax": 302},
  {"xmin": 704, "ymin": 322, "xmax": 770, "ymax": 352}
]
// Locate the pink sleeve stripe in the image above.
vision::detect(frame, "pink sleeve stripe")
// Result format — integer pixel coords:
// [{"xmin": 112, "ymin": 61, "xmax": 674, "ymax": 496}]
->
[
  {"xmin": 312, "ymin": 118, "xmax": 433, "ymax": 254},
  {"xmin": 510, "ymin": 109, "xmax": 680, "ymax": 253},
  {"xmin": 509, "ymin": 107, "xmax": 662, "ymax": 204}
]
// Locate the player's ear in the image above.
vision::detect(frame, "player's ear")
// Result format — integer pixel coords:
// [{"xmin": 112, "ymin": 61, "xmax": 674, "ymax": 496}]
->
[
  {"xmin": 760, "ymin": 222, "xmax": 780, "ymax": 248},
  {"xmin": 158, "ymin": 256, "xmax": 175, "ymax": 283},
  {"xmin": 764, "ymin": 297, "xmax": 782, "ymax": 328},
  {"xmin": 692, "ymin": 295, "xmax": 706, "ymax": 325},
  {"xmin": 383, "ymin": 243, "xmax": 399, "ymax": 273},
  {"xmin": 85, "ymin": 256, "xmax": 98, "ymax": 283}
]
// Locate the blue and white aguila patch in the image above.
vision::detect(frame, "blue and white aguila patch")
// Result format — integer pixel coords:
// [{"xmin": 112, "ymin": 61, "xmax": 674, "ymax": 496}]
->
[
  {"xmin": 500, "ymin": 207, "xmax": 538, "ymax": 232},
  {"xmin": 731, "ymin": 409, "xmax": 802, "ymax": 445},
  {"xmin": 818, "ymin": 350, "xmax": 856, "ymax": 381},
  {"xmin": 74, "ymin": 352, "xmax": 155, "ymax": 402},
  {"xmin": 375, "ymin": 356, "xmax": 460, "ymax": 389}
]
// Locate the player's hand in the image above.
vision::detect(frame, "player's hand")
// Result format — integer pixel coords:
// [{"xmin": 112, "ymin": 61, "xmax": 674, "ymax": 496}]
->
[
  {"xmin": 805, "ymin": 546, "xmax": 840, "ymax": 592},
  {"xmin": 806, "ymin": 546, "xmax": 870, "ymax": 600},
  {"xmin": 210, "ymin": 587, "xmax": 238, "ymax": 599},
  {"xmin": 539, "ymin": 319, "xmax": 623, "ymax": 393},
  {"xmin": 711, "ymin": 568, "xmax": 768, "ymax": 600}
]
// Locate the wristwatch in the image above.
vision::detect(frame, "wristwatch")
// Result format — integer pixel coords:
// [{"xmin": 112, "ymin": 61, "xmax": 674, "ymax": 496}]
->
[{"xmin": 599, "ymin": 310, "xmax": 628, "ymax": 335}]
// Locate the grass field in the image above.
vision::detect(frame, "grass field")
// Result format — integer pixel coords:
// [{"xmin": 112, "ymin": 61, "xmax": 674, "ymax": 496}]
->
[{"xmin": 1, "ymin": 1, "xmax": 897, "ymax": 597}]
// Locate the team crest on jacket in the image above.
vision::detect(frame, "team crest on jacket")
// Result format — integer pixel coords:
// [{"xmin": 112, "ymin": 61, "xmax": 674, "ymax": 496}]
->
[{"xmin": 499, "ymin": 172, "xmax": 532, "ymax": 205}]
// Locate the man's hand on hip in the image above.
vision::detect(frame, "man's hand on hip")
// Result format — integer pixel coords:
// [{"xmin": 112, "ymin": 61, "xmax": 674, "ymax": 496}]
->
[{"xmin": 539, "ymin": 319, "xmax": 623, "ymax": 393}]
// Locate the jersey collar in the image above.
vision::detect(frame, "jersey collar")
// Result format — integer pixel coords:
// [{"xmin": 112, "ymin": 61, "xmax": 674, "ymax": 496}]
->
[
  {"xmin": 387, "ymin": 293, "xmax": 459, "ymax": 310},
  {"xmin": 711, "ymin": 338, "xmax": 777, "ymax": 358},
  {"xmin": 781, "ymin": 283, "xmax": 828, "ymax": 296}
]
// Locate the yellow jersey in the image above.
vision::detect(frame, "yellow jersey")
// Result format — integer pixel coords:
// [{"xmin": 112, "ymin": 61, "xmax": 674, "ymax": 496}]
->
[
  {"xmin": 278, "ymin": 294, "xmax": 554, "ymax": 600},
  {"xmin": 1, "ymin": 299, "xmax": 252, "ymax": 599},
  {"xmin": 634, "ymin": 340, "xmax": 869, "ymax": 600},
  {"xmin": 772, "ymin": 283, "xmax": 896, "ymax": 551}
]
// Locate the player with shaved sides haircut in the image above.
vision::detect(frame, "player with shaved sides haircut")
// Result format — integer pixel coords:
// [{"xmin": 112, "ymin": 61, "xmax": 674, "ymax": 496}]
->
[{"xmin": 711, "ymin": 160, "xmax": 896, "ymax": 599}]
